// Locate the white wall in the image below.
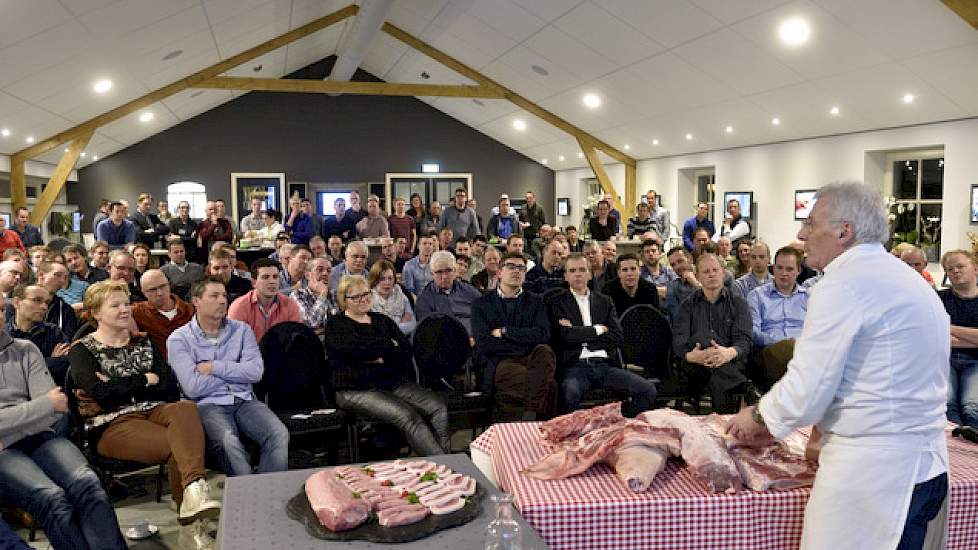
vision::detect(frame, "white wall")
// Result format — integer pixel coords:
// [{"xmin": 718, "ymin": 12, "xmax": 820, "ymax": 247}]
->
[{"xmin": 556, "ymin": 117, "xmax": 978, "ymax": 255}]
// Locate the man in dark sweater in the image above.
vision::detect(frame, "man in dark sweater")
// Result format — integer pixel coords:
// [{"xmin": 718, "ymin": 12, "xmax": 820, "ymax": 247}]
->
[
  {"xmin": 525, "ymin": 240, "xmax": 566, "ymax": 294},
  {"xmin": 472, "ymin": 252, "xmax": 556, "ymax": 421},
  {"xmin": 602, "ymin": 253, "xmax": 661, "ymax": 315},
  {"xmin": 7, "ymin": 284, "xmax": 70, "ymax": 385},
  {"xmin": 547, "ymin": 254, "xmax": 657, "ymax": 415}
]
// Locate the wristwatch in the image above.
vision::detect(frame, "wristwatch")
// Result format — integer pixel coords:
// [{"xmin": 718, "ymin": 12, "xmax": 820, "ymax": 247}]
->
[{"xmin": 751, "ymin": 405, "xmax": 765, "ymax": 426}]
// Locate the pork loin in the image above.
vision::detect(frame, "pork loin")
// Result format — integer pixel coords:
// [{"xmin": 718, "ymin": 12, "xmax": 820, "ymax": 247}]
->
[
  {"xmin": 304, "ymin": 469, "xmax": 371, "ymax": 532},
  {"xmin": 377, "ymin": 504, "xmax": 429, "ymax": 527}
]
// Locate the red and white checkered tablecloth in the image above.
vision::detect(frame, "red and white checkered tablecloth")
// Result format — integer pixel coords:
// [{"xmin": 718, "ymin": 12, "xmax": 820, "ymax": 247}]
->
[{"xmin": 471, "ymin": 423, "xmax": 978, "ymax": 550}]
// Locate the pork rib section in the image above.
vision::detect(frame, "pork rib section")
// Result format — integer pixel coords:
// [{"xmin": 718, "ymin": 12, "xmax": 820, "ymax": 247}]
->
[
  {"xmin": 539, "ymin": 402, "xmax": 624, "ymax": 444},
  {"xmin": 305, "ymin": 469, "xmax": 371, "ymax": 532}
]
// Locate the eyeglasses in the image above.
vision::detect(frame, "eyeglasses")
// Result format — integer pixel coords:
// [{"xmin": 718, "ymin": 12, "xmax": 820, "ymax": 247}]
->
[
  {"xmin": 502, "ymin": 263, "xmax": 527, "ymax": 272},
  {"xmin": 346, "ymin": 291, "xmax": 371, "ymax": 302},
  {"xmin": 433, "ymin": 268, "xmax": 454, "ymax": 276},
  {"xmin": 350, "ymin": 254, "xmax": 367, "ymax": 260},
  {"xmin": 111, "ymin": 265, "xmax": 134, "ymax": 272}
]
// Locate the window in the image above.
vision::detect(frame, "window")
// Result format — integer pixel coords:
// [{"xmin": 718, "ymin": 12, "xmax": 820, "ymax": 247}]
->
[
  {"xmin": 890, "ymin": 155, "xmax": 943, "ymax": 261},
  {"xmin": 167, "ymin": 181, "xmax": 207, "ymax": 219}
]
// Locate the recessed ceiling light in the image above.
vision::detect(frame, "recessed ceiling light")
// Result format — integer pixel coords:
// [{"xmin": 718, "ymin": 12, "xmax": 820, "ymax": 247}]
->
[
  {"xmin": 652, "ymin": 139, "xmax": 660, "ymax": 145},
  {"xmin": 558, "ymin": 155, "xmax": 565, "ymax": 161},
  {"xmin": 541, "ymin": 158, "xmax": 548, "ymax": 165},
  {"xmin": 93, "ymin": 79, "xmax": 113, "ymax": 94},
  {"xmin": 25, "ymin": 136, "xmax": 34, "ymax": 143},
  {"xmin": 771, "ymin": 117, "xmax": 781, "ymax": 126},
  {"xmin": 577, "ymin": 152, "xmax": 584, "ymax": 158},
  {"xmin": 64, "ymin": 148, "xmax": 69, "ymax": 153},
  {"xmin": 778, "ymin": 18, "xmax": 810, "ymax": 46},
  {"xmin": 139, "ymin": 111, "xmax": 154, "ymax": 123},
  {"xmin": 830, "ymin": 106, "xmax": 840, "ymax": 116},
  {"xmin": 162, "ymin": 49, "xmax": 183, "ymax": 61},
  {"xmin": 512, "ymin": 119, "xmax": 527, "ymax": 131},
  {"xmin": 0, "ymin": 128, "xmax": 9, "ymax": 137},
  {"xmin": 92, "ymin": 154, "xmax": 99, "ymax": 161},
  {"xmin": 902, "ymin": 93, "xmax": 915, "ymax": 104},
  {"xmin": 531, "ymin": 65, "xmax": 549, "ymax": 76},
  {"xmin": 582, "ymin": 93, "xmax": 601, "ymax": 109},
  {"xmin": 685, "ymin": 133, "xmax": 693, "ymax": 141},
  {"xmin": 80, "ymin": 152, "xmax": 87, "ymax": 158},
  {"xmin": 623, "ymin": 144, "xmax": 630, "ymax": 150},
  {"xmin": 725, "ymin": 125, "xmax": 734, "ymax": 134}
]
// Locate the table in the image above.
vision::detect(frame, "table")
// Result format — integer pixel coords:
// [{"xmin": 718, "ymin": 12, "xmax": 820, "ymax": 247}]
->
[
  {"xmin": 472, "ymin": 422, "xmax": 978, "ymax": 550},
  {"xmin": 216, "ymin": 453, "xmax": 547, "ymax": 549}
]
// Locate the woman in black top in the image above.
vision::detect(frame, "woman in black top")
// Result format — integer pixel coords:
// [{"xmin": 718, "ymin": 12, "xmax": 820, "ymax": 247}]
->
[
  {"xmin": 324, "ymin": 275, "xmax": 448, "ymax": 455},
  {"xmin": 939, "ymin": 250, "xmax": 978, "ymax": 429},
  {"xmin": 588, "ymin": 200, "xmax": 618, "ymax": 241}
]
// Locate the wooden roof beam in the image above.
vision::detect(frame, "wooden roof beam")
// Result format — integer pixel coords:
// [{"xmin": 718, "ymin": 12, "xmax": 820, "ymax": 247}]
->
[
  {"xmin": 28, "ymin": 132, "xmax": 93, "ymax": 225},
  {"xmin": 942, "ymin": 0, "xmax": 978, "ymax": 31},
  {"xmin": 196, "ymin": 77, "xmax": 504, "ymax": 98}
]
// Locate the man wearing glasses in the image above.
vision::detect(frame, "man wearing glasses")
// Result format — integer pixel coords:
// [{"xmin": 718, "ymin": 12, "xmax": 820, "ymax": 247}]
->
[
  {"xmin": 416, "ymin": 251, "xmax": 482, "ymax": 338},
  {"xmin": 132, "ymin": 269, "xmax": 194, "ymax": 362},
  {"xmin": 437, "ymin": 187, "xmax": 480, "ymax": 245},
  {"xmin": 472, "ymin": 252, "xmax": 556, "ymax": 421},
  {"xmin": 106, "ymin": 249, "xmax": 146, "ymax": 302},
  {"xmin": 7, "ymin": 284, "xmax": 70, "ymax": 385},
  {"xmin": 328, "ymin": 241, "xmax": 370, "ymax": 292}
]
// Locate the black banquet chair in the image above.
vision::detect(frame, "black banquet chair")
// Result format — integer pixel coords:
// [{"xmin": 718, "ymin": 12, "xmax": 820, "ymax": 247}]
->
[
  {"xmin": 619, "ymin": 304, "xmax": 687, "ymax": 408},
  {"xmin": 412, "ymin": 314, "xmax": 493, "ymax": 446},
  {"xmin": 257, "ymin": 321, "xmax": 349, "ymax": 467}
]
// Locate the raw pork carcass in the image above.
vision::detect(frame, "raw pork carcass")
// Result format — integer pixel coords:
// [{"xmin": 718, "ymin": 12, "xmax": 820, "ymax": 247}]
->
[
  {"xmin": 539, "ymin": 402, "xmax": 624, "ymax": 444},
  {"xmin": 637, "ymin": 409, "xmax": 742, "ymax": 494},
  {"xmin": 305, "ymin": 469, "xmax": 371, "ymax": 532}
]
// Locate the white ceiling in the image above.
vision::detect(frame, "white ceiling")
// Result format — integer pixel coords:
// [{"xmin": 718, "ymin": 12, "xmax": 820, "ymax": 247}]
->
[{"xmin": 0, "ymin": 0, "xmax": 976, "ymax": 171}]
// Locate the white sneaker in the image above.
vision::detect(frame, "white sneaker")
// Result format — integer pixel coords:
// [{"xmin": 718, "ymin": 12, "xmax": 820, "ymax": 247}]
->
[
  {"xmin": 178, "ymin": 478, "xmax": 221, "ymax": 525},
  {"xmin": 178, "ymin": 519, "xmax": 216, "ymax": 550}
]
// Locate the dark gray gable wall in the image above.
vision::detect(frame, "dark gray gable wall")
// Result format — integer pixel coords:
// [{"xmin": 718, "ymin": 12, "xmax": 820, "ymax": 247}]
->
[{"xmin": 73, "ymin": 56, "xmax": 554, "ymax": 223}]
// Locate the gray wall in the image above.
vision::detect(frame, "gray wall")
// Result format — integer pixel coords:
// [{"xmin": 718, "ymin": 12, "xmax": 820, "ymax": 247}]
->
[{"xmin": 73, "ymin": 57, "xmax": 554, "ymax": 226}]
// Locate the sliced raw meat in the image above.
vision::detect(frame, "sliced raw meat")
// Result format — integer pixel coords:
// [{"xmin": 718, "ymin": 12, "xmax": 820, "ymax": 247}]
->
[
  {"xmin": 403, "ymin": 460, "xmax": 436, "ymax": 474},
  {"xmin": 375, "ymin": 497, "xmax": 415, "ymax": 511},
  {"xmin": 304, "ymin": 469, "xmax": 371, "ymax": 532},
  {"xmin": 377, "ymin": 504, "xmax": 429, "ymax": 527},
  {"xmin": 427, "ymin": 494, "xmax": 465, "ymax": 515},
  {"xmin": 433, "ymin": 464, "xmax": 453, "ymax": 477},
  {"xmin": 415, "ymin": 483, "xmax": 449, "ymax": 497},
  {"xmin": 397, "ymin": 480, "xmax": 434, "ymax": 493},
  {"xmin": 449, "ymin": 477, "xmax": 476, "ymax": 497},
  {"xmin": 419, "ymin": 487, "xmax": 460, "ymax": 506},
  {"xmin": 539, "ymin": 402, "xmax": 624, "ymax": 444}
]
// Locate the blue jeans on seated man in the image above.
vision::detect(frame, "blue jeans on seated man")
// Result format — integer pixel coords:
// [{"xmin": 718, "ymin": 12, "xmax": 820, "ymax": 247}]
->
[
  {"xmin": 0, "ymin": 518, "xmax": 30, "ymax": 550},
  {"xmin": 198, "ymin": 397, "xmax": 290, "ymax": 476},
  {"xmin": 0, "ymin": 431, "xmax": 126, "ymax": 550},
  {"xmin": 559, "ymin": 357, "xmax": 658, "ymax": 416},
  {"xmin": 947, "ymin": 351, "xmax": 978, "ymax": 428}
]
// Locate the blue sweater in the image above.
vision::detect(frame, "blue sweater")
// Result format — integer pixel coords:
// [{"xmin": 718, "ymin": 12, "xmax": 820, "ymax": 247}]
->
[{"xmin": 167, "ymin": 317, "xmax": 263, "ymax": 405}]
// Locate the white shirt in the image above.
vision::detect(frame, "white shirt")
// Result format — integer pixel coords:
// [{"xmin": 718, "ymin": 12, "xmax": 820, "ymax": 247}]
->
[{"xmin": 570, "ymin": 289, "xmax": 608, "ymax": 360}]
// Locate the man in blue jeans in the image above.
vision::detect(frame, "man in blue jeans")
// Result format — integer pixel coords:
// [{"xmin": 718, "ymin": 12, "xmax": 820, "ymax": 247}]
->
[
  {"xmin": 0, "ymin": 299, "xmax": 126, "ymax": 550},
  {"xmin": 168, "ymin": 276, "xmax": 289, "ymax": 476}
]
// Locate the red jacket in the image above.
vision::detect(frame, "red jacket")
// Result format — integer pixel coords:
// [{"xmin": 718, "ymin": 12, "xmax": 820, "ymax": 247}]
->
[{"xmin": 0, "ymin": 230, "xmax": 25, "ymax": 256}]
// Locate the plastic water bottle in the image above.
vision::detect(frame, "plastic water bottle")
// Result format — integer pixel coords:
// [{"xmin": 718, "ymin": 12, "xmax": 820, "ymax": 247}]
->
[{"xmin": 485, "ymin": 493, "xmax": 522, "ymax": 550}]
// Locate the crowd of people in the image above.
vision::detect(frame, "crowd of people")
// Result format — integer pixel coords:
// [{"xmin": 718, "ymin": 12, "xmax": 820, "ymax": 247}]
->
[{"xmin": 0, "ymin": 182, "xmax": 970, "ymax": 549}]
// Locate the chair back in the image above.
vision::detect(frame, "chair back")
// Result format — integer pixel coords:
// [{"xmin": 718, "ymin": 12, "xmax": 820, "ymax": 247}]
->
[
  {"xmin": 620, "ymin": 304, "xmax": 672, "ymax": 380},
  {"xmin": 412, "ymin": 314, "xmax": 470, "ymax": 387},
  {"xmin": 257, "ymin": 321, "xmax": 333, "ymax": 412}
]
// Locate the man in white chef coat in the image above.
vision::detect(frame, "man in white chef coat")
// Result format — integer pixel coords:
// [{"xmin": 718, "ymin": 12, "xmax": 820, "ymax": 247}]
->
[{"xmin": 727, "ymin": 181, "xmax": 949, "ymax": 550}]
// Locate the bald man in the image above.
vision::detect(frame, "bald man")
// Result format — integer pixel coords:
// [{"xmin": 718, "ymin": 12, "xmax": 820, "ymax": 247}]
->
[
  {"xmin": 0, "ymin": 260, "xmax": 24, "ymax": 298},
  {"xmin": 131, "ymin": 269, "xmax": 194, "ymax": 361}
]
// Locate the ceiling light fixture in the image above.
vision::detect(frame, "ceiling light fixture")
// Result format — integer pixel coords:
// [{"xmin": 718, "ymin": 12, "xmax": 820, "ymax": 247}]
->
[
  {"xmin": 558, "ymin": 155, "xmax": 565, "ymax": 161},
  {"xmin": 64, "ymin": 148, "xmax": 69, "ymax": 153},
  {"xmin": 830, "ymin": 106, "xmax": 840, "ymax": 116},
  {"xmin": 93, "ymin": 79, "xmax": 113, "ymax": 94},
  {"xmin": 623, "ymin": 144, "xmax": 630, "ymax": 150},
  {"xmin": 577, "ymin": 152, "xmax": 584, "ymax": 158},
  {"xmin": 541, "ymin": 158, "xmax": 548, "ymax": 165},
  {"xmin": 253, "ymin": 64, "xmax": 263, "ymax": 72},
  {"xmin": 652, "ymin": 139, "xmax": 660, "ymax": 145},
  {"xmin": 902, "ymin": 93, "xmax": 915, "ymax": 104},
  {"xmin": 778, "ymin": 18, "xmax": 810, "ymax": 46},
  {"xmin": 531, "ymin": 65, "xmax": 549, "ymax": 76},
  {"xmin": 139, "ymin": 111, "xmax": 154, "ymax": 123},
  {"xmin": 80, "ymin": 152, "xmax": 87, "ymax": 158},
  {"xmin": 25, "ymin": 136, "xmax": 34, "ymax": 143},
  {"xmin": 771, "ymin": 117, "xmax": 781, "ymax": 126},
  {"xmin": 582, "ymin": 93, "xmax": 601, "ymax": 109},
  {"xmin": 685, "ymin": 133, "xmax": 693, "ymax": 141},
  {"xmin": 725, "ymin": 125, "xmax": 734, "ymax": 133},
  {"xmin": 0, "ymin": 128, "xmax": 9, "ymax": 137},
  {"xmin": 512, "ymin": 119, "xmax": 527, "ymax": 131},
  {"xmin": 92, "ymin": 155, "xmax": 99, "ymax": 161}
]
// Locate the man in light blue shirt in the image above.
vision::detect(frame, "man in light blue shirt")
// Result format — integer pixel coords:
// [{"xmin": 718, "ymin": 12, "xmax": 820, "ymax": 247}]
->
[
  {"xmin": 746, "ymin": 246, "xmax": 808, "ymax": 389},
  {"xmin": 402, "ymin": 234, "xmax": 436, "ymax": 295},
  {"xmin": 733, "ymin": 242, "xmax": 771, "ymax": 298},
  {"xmin": 328, "ymin": 240, "xmax": 369, "ymax": 292},
  {"xmin": 95, "ymin": 202, "xmax": 136, "ymax": 250},
  {"xmin": 168, "ymin": 276, "xmax": 288, "ymax": 476}
]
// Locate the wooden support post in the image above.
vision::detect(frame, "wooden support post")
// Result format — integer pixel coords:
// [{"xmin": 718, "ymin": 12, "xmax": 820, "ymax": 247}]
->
[
  {"xmin": 577, "ymin": 137, "xmax": 625, "ymax": 215},
  {"xmin": 10, "ymin": 156, "xmax": 26, "ymax": 211},
  {"xmin": 942, "ymin": 0, "xmax": 978, "ymax": 30},
  {"xmin": 624, "ymin": 162, "xmax": 637, "ymax": 218},
  {"xmin": 28, "ymin": 132, "xmax": 92, "ymax": 227}
]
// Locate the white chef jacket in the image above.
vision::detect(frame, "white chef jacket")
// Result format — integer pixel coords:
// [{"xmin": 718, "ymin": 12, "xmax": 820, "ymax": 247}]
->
[{"xmin": 758, "ymin": 243, "xmax": 950, "ymax": 550}]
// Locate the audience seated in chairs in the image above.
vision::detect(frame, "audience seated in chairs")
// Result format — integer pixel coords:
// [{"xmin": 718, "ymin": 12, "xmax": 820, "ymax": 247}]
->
[
  {"xmin": 63, "ymin": 243, "xmax": 107, "ymax": 291},
  {"xmin": 640, "ymin": 239, "xmax": 676, "ymax": 288},
  {"xmin": 169, "ymin": 277, "xmax": 289, "ymax": 476},
  {"xmin": 472, "ymin": 252, "xmax": 556, "ymax": 421},
  {"xmin": 939, "ymin": 250, "xmax": 978, "ymax": 429},
  {"xmin": 106, "ymin": 249, "xmax": 146, "ymax": 302},
  {"xmin": 324, "ymin": 275, "xmax": 449, "ymax": 455},
  {"xmin": 68, "ymin": 280, "xmax": 220, "ymax": 531},
  {"xmin": 229, "ymin": 258, "xmax": 301, "ymax": 344},
  {"xmin": 131, "ymin": 269, "xmax": 194, "ymax": 362},
  {"xmin": 326, "ymin": 235, "xmax": 345, "ymax": 266},
  {"xmin": 504, "ymin": 235, "xmax": 534, "ymax": 270},
  {"xmin": 901, "ymin": 246, "xmax": 937, "ymax": 289},
  {"xmin": 601, "ymin": 253, "xmax": 660, "ymax": 315},
  {"xmin": 160, "ymin": 239, "xmax": 204, "ymax": 301},
  {"xmin": 671, "ymin": 252, "xmax": 754, "ymax": 413},
  {"xmin": 525, "ymin": 240, "xmax": 567, "ymax": 294},
  {"xmin": 207, "ymin": 247, "xmax": 251, "ymax": 304},
  {"xmin": 7, "ymin": 284, "xmax": 71, "ymax": 385},
  {"xmin": 547, "ymin": 254, "xmax": 658, "ymax": 416},
  {"xmin": 0, "ymin": 259, "xmax": 24, "ymax": 298},
  {"xmin": 584, "ymin": 241, "xmax": 615, "ymax": 293},
  {"xmin": 291, "ymin": 256, "xmax": 339, "ymax": 331},
  {"xmin": 747, "ymin": 246, "xmax": 808, "ymax": 390},
  {"xmin": 731, "ymin": 241, "xmax": 752, "ymax": 279},
  {"xmin": 36, "ymin": 261, "xmax": 81, "ymax": 337},
  {"xmin": 329, "ymin": 240, "xmax": 370, "ymax": 292},
  {"xmin": 402, "ymin": 234, "xmax": 436, "ymax": 295},
  {"xmin": 279, "ymin": 245, "xmax": 311, "ymax": 295},
  {"xmin": 733, "ymin": 242, "xmax": 772, "ymax": 298},
  {"xmin": 0, "ymin": 301, "xmax": 127, "ymax": 550},
  {"xmin": 416, "ymin": 251, "xmax": 482, "ymax": 338},
  {"xmin": 471, "ymin": 246, "xmax": 501, "ymax": 293},
  {"xmin": 663, "ymin": 247, "xmax": 699, "ymax": 320},
  {"xmin": 368, "ymin": 260, "xmax": 417, "ymax": 336}
]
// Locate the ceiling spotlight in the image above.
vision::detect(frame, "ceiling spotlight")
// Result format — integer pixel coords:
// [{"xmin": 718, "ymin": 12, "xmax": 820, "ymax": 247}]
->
[
  {"xmin": 582, "ymin": 93, "xmax": 601, "ymax": 109},
  {"xmin": 25, "ymin": 136, "xmax": 34, "ymax": 143},
  {"xmin": 725, "ymin": 125, "xmax": 734, "ymax": 134},
  {"xmin": 623, "ymin": 144, "xmax": 630, "ymax": 150},
  {"xmin": 558, "ymin": 155, "xmax": 565, "ymax": 161},
  {"xmin": 252, "ymin": 64, "xmax": 263, "ymax": 72},
  {"xmin": 64, "ymin": 148, "xmax": 69, "ymax": 153},
  {"xmin": 512, "ymin": 119, "xmax": 527, "ymax": 131},
  {"xmin": 652, "ymin": 139, "xmax": 660, "ymax": 145},
  {"xmin": 92, "ymin": 155, "xmax": 99, "ymax": 161},
  {"xmin": 577, "ymin": 152, "xmax": 584, "ymax": 158},
  {"xmin": 541, "ymin": 158, "xmax": 548, "ymax": 165},
  {"xmin": 420, "ymin": 71, "xmax": 430, "ymax": 80},
  {"xmin": 902, "ymin": 93, "xmax": 915, "ymax": 104},
  {"xmin": 0, "ymin": 128, "xmax": 9, "ymax": 137},
  {"xmin": 685, "ymin": 133, "xmax": 693, "ymax": 141},
  {"xmin": 92, "ymin": 79, "xmax": 113, "ymax": 94},
  {"xmin": 771, "ymin": 117, "xmax": 781, "ymax": 126},
  {"xmin": 830, "ymin": 106, "xmax": 840, "ymax": 116},
  {"xmin": 778, "ymin": 18, "xmax": 810, "ymax": 46},
  {"xmin": 139, "ymin": 111, "xmax": 154, "ymax": 123}
]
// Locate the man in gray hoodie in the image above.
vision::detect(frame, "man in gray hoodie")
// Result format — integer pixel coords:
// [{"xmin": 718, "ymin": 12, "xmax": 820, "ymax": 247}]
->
[
  {"xmin": 437, "ymin": 187, "xmax": 480, "ymax": 245},
  {"xmin": 0, "ymin": 298, "xmax": 126, "ymax": 550}
]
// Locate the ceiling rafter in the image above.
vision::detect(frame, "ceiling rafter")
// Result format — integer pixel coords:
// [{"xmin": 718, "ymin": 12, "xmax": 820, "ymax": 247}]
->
[{"xmin": 196, "ymin": 77, "xmax": 504, "ymax": 98}]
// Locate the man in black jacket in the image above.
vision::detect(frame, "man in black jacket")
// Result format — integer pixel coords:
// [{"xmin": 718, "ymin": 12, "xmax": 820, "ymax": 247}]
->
[
  {"xmin": 601, "ymin": 253, "xmax": 660, "ymax": 315},
  {"xmin": 548, "ymin": 254, "xmax": 657, "ymax": 415},
  {"xmin": 472, "ymin": 252, "xmax": 556, "ymax": 421}
]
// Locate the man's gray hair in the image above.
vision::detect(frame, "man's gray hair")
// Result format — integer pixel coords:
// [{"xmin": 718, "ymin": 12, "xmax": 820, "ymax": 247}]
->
[
  {"xmin": 430, "ymin": 250, "xmax": 455, "ymax": 269},
  {"xmin": 814, "ymin": 181, "xmax": 889, "ymax": 245},
  {"xmin": 345, "ymin": 240, "xmax": 367, "ymax": 256}
]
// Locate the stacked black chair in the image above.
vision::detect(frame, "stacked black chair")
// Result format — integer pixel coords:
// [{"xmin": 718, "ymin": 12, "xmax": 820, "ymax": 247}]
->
[
  {"xmin": 619, "ymin": 304, "xmax": 689, "ymax": 409},
  {"xmin": 257, "ymin": 322, "xmax": 348, "ymax": 467},
  {"xmin": 413, "ymin": 314, "xmax": 493, "ymax": 446}
]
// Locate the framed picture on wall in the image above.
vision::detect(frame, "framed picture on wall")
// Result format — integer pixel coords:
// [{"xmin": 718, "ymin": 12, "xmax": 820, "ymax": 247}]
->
[
  {"xmin": 795, "ymin": 190, "xmax": 817, "ymax": 220},
  {"xmin": 971, "ymin": 185, "xmax": 978, "ymax": 224},
  {"xmin": 230, "ymin": 172, "xmax": 285, "ymax": 223},
  {"xmin": 557, "ymin": 198, "xmax": 570, "ymax": 217},
  {"xmin": 723, "ymin": 191, "xmax": 753, "ymax": 218},
  {"xmin": 288, "ymin": 182, "xmax": 306, "ymax": 200}
]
